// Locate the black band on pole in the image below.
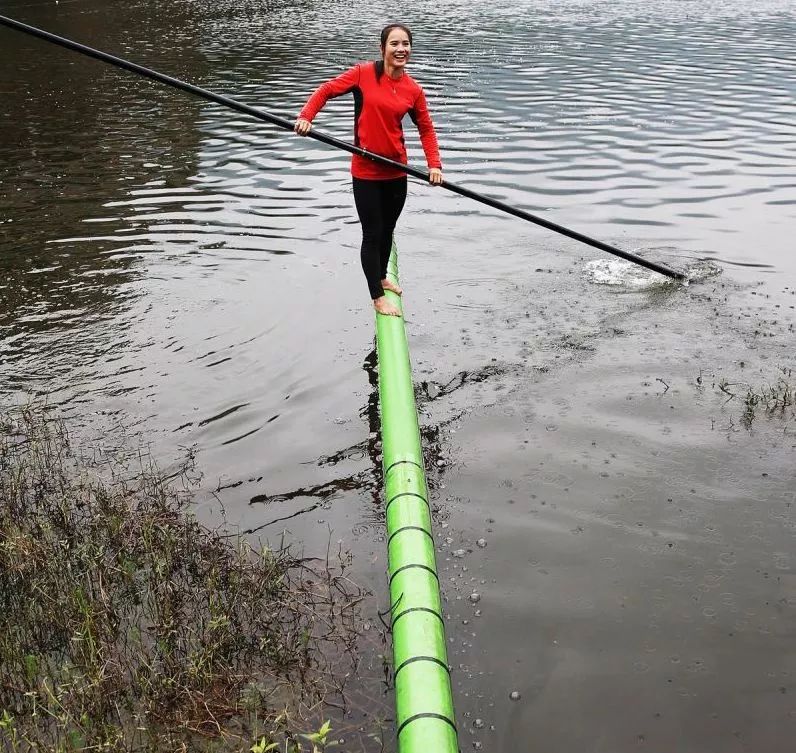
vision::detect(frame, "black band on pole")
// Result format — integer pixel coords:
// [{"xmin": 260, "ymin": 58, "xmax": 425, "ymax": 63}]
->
[
  {"xmin": 388, "ymin": 563, "xmax": 439, "ymax": 585},
  {"xmin": 0, "ymin": 14, "xmax": 686, "ymax": 281},
  {"xmin": 394, "ymin": 655, "xmax": 450, "ymax": 678},
  {"xmin": 384, "ymin": 459, "xmax": 425, "ymax": 476},
  {"xmin": 387, "ymin": 525, "xmax": 435, "ymax": 548},
  {"xmin": 384, "ymin": 492, "xmax": 429, "ymax": 517},
  {"xmin": 390, "ymin": 606, "xmax": 445, "ymax": 627},
  {"xmin": 396, "ymin": 712, "xmax": 458, "ymax": 738}
]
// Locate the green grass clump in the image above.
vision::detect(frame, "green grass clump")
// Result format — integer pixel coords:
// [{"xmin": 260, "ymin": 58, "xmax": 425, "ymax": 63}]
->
[
  {"xmin": 0, "ymin": 405, "xmax": 365, "ymax": 752},
  {"xmin": 710, "ymin": 366, "xmax": 794, "ymax": 428}
]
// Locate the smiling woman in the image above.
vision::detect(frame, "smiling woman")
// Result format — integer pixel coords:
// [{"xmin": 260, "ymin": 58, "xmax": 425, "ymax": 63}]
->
[{"xmin": 294, "ymin": 23, "xmax": 444, "ymax": 317}]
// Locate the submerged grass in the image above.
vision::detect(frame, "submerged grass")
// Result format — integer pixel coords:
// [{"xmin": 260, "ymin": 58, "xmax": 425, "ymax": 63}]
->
[
  {"xmin": 739, "ymin": 376, "xmax": 794, "ymax": 428},
  {"xmin": 0, "ymin": 404, "xmax": 367, "ymax": 752},
  {"xmin": 703, "ymin": 366, "xmax": 795, "ymax": 429}
]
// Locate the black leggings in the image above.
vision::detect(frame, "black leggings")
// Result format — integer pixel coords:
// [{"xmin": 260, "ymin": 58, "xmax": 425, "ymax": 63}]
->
[{"xmin": 352, "ymin": 176, "xmax": 407, "ymax": 299}]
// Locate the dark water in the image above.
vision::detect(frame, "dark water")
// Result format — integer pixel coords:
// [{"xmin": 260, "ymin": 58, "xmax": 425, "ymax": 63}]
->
[{"xmin": 2, "ymin": 0, "xmax": 795, "ymax": 750}]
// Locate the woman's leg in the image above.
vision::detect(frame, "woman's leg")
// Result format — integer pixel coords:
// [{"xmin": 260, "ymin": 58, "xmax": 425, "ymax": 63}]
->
[
  {"xmin": 379, "ymin": 177, "xmax": 408, "ymax": 283},
  {"xmin": 352, "ymin": 177, "xmax": 387, "ymax": 300}
]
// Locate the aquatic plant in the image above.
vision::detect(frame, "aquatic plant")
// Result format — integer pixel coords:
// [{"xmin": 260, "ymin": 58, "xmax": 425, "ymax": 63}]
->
[
  {"xmin": 0, "ymin": 404, "xmax": 366, "ymax": 751},
  {"xmin": 740, "ymin": 374, "xmax": 794, "ymax": 428},
  {"xmin": 706, "ymin": 367, "xmax": 794, "ymax": 428}
]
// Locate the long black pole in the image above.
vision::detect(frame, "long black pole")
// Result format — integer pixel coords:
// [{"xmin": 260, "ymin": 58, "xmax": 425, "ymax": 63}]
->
[{"xmin": 0, "ymin": 14, "xmax": 685, "ymax": 281}]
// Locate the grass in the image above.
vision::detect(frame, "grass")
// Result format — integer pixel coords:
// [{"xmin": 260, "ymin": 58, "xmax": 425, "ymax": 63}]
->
[
  {"xmin": 702, "ymin": 366, "xmax": 795, "ymax": 428},
  {"xmin": 739, "ymin": 380, "xmax": 793, "ymax": 428},
  {"xmin": 0, "ymin": 404, "xmax": 368, "ymax": 752}
]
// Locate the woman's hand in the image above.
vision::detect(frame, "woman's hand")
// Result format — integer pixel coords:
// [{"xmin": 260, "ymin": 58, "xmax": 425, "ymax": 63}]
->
[
  {"xmin": 294, "ymin": 118, "xmax": 312, "ymax": 136},
  {"xmin": 428, "ymin": 167, "xmax": 443, "ymax": 186}
]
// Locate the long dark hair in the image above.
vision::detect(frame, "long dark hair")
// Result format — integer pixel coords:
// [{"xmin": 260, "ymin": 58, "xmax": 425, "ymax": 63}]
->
[{"xmin": 375, "ymin": 23, "xmax": 413, "ymax": 81}]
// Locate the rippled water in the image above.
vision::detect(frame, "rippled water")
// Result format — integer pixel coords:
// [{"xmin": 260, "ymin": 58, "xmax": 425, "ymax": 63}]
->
[{"xmin": 2, "ymin": 0, "xmax": 795, "ymax": 750}]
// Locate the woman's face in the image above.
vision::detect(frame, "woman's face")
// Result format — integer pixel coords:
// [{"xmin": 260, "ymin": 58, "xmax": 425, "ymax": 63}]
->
[{"xmin": 382, "ymin": 28, "xmax": 411, "ymax": 71}]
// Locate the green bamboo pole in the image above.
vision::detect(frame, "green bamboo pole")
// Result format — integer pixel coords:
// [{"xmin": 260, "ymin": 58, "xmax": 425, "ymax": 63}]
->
[{"xmin": 376, "ymin": 243, "xmax": 458, "ymax": 753}]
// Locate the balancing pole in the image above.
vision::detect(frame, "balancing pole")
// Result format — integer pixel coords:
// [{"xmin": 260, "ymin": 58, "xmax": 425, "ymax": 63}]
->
[{"xmin": 0, "ymin": 14, "xmax": 686, "ymax": 281}]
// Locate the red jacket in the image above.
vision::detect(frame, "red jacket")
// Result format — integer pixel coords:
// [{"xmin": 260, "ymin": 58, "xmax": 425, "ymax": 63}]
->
[{"xmin": 299, "ymin": 61, "xmax": 442, "ymax": 180}]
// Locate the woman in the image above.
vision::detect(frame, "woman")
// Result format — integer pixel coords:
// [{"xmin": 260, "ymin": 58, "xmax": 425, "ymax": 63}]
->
[{"xmin": 295, "ymin": 23, "xmax": 443, "ymax": 317}]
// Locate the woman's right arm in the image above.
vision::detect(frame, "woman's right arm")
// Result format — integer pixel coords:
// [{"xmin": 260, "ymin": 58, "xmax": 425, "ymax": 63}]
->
[{"xmin": 295, "ymin": 65, "xmax": 362, "ymax": 135}]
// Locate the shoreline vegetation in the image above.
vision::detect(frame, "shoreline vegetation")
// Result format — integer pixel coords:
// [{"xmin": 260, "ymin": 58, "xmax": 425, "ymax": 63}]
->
[
  {"xmin": 0, "ymin": 405, "xmax": 371, "ymax": 752},
  {"xmin": 3, "ymin": 368, "xmax": 789, "ymax": 751}
]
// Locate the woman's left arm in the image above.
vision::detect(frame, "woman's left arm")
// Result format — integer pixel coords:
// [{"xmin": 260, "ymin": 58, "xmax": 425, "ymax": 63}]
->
[{"xmin": 410, "ymin": 89, "xmax": 443, "ymax": 185}]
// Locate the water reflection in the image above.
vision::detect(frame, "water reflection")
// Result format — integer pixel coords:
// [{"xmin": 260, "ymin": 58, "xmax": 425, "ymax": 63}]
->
[{"xmin": 0, "ymin": 1, "xmax": 209, "ymax": 395}]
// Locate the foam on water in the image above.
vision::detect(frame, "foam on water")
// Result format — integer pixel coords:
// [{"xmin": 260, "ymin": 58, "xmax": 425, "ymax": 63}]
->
[
  {"xmin": 583, "ymin": 258, "xmax": 666, "ymax": 289},
  {"xmin": 684, "ymin": 258, "xmax": 724, "ymax": 284},
  {"xmin": 584, "ymin": 256, "xmax": 722, "ymax": 289}
]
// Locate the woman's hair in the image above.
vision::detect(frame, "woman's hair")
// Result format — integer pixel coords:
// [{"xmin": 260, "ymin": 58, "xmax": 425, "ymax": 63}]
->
[{"xmin": 376, "ymin": 23, "xmax": 413, "ymax": 80}]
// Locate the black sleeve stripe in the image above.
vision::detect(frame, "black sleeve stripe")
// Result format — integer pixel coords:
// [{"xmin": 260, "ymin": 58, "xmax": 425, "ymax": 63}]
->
[{"xmin": 352, "ymin": 86, "xmax": 363, "ymax": 147}]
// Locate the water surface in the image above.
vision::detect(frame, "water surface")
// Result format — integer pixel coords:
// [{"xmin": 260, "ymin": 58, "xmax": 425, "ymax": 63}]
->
[{"xmin": 1, "ymin": 0, "xmax": 795, "ymax": 750}]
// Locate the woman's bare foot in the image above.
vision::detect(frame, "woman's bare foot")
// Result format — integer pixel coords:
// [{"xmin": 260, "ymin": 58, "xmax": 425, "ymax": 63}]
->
[
  {"xmin": 374, "ymin": 296, "xmax": 401, "ymax": 317},
  {"xmin": 381, "ymin": 279, "xmax": 403, "ymax": 296}
]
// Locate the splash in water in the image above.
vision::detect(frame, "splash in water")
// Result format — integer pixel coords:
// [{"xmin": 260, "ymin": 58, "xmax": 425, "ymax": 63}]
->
[
  {"xmin": 583, "ymin": 258, "xmax": 670, "ymax": 289},
  {"xmin": 683, "ymin": 258, "xmax": 724, "ymax": 284},
  {"xmin": 584, "ymin": 257, "xmax": 722, "ymax": 288}
]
